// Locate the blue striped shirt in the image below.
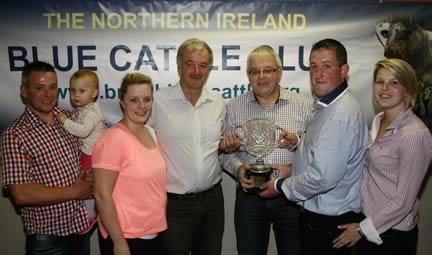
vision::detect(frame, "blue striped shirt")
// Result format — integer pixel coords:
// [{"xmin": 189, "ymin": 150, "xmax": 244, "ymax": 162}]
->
[{"xmin": 281, "ymin": 85, "xmax": 368, "ymax": 216}]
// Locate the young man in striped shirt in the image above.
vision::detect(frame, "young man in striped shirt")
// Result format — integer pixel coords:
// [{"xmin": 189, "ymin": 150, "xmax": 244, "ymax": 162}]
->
[{"xmin": 260, "ymin": 39, "xmax": 368, "ymax": 255}]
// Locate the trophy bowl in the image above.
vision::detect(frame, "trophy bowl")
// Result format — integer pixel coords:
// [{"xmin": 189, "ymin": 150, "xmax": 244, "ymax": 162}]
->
[{"xmin": 237, "ymin": 117, "xmax": 280, "ymax": 193}]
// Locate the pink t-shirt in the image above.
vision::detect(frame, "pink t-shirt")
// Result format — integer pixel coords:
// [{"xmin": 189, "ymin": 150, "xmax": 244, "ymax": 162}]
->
[{"xmin": 92, "ymin": 123, "xmax": 167, "ymax": 239}]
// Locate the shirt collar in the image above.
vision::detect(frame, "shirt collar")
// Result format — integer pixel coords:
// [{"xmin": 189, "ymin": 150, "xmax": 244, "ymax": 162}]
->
[
  {"xmin": 386, "ymin": 109, "xmax": 413, "ymax": 133},
  {"xmin": 248, "ymin": 85, "xmax": 287, "ymax": 106},
  {"xmin": 24, "ymin": 106, "xmax": 61, "ymax": 127},
  {"xmin": 279, "ymin": 86, "xmax": 290, "ymax": 101},
  {"xmin": 370, "ymin": 109, "xmax": 413, "ymax": 140},
  {"xmin": 169, "ymin": 82, "xmax": 186, "ymax": 100},
  {"xmin": 314, "ymin": 80, "xmax": 348, "ymax": 110},
  {"xmin": 169, "ymin": 82, "xmax": 214, "ymax": 105}
]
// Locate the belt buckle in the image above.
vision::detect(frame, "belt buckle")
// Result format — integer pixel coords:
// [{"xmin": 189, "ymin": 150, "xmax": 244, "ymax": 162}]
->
[{"xmin": 184, "ymin": 192, "xmax": 199, "ymax": 199}]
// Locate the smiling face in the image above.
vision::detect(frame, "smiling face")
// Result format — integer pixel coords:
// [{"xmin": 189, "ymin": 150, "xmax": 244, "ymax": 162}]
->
[
  {"xmin": 69, "ymin": 76, "xmax": 98, "ymax": 109},
  {"xmin": 247, "ymin": 54, "xmax": 282, "ymax": 101},
  {"xmin": 120, "ymin": 83, "xmax": 153, "ymax": 125},
  {"xmin": 374, "ymin": 68, "xmax": 408, "ymax": 114},
  {"xmin": 21, "ymin": 71, "xmax": 58, "ymax": 120},
  {"xmin": 309, "ymin": 48, "xmax": 349, "ymax": 97},
  {"xmin": 178, "ymin": 48, "xmax": 211, "ymax": 92}
]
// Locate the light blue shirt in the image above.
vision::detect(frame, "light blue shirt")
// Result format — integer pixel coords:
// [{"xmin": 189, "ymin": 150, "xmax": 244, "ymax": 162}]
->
[{"xmin": 281, "ymin": 84, "xmax": 368, "ymax": 216}]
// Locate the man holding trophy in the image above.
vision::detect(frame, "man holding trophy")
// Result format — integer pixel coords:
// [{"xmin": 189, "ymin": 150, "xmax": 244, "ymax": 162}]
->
[
  {"xmin": 260, "ymin": 39, "xmax": 368, "ymax": 255},
  {"xmin": 219, "ymin": 45, "xmax": 314, "ymax": 255}
]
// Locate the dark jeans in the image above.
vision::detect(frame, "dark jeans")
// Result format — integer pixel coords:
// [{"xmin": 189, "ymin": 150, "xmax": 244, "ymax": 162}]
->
[
  {"xmin": 159, "ymin": 183, "xmax": 224, "ymax": 255},
  {"xmin": 300, "ymin": 209, "xmax": 362, "ymax": 255},
  {"xmin": 98, "ymin": 230, "xmax": 161, "ymax": 255},
  {"xmin": 25, "ymin": 230, "xmax": 92, "ymax": 255},
  {"xmin": 357, "ymin": 226, "xmax": 418, "ymax": 255},
  {"xmin": 235, "ymin": 188, "xmax": 301, "ymax": 255}
]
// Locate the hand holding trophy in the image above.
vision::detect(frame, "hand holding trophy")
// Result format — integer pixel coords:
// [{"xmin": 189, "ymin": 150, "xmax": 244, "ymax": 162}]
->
[{"xmin": 236, "ymin": 117, "xmax": 282, "ymax": 193}]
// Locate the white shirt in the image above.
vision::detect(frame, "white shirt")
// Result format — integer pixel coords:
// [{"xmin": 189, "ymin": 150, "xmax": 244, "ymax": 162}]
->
[
  {"xmin": 63, "ymin": 102, "xmax": 106, "ymax": 155},
  {"xmin": 148, "ymin": 83, "xmax": 225, "ymax": 194}
]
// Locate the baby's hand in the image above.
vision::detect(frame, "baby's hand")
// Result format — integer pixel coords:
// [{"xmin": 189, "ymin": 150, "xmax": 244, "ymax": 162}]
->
[{"xmin": 56, "ymin": 112, "xmax": 69, "ymax": 124}]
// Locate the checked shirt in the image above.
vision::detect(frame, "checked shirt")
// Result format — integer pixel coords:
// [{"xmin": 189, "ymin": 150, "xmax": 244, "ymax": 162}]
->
[
  {"xmin": 220, "ymin": 87, "xmax": 314, "ymax": 179},
  {"xmin": 1, "ymin": 107, "xmax": 91, "ymax": 236}
]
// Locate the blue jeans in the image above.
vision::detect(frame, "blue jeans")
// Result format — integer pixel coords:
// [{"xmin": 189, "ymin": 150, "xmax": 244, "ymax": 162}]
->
[
  {"xmin": 235, "ymin": 188, "xmax": 301, "ymax": 255},
  {"xmin": 25, "ymin": 230, "xmax": 92, "ymax": 255}
]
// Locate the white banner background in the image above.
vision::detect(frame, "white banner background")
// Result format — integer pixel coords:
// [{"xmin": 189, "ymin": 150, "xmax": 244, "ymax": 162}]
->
[{"xmin": 1, "ymin": 1, "xmax": 432, "ymax": 254}]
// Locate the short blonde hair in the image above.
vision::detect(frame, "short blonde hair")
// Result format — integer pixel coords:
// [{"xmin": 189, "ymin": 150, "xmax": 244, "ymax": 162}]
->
[
  {"xmin": 70, "ymin": 69, "xmax": 99, "ymax": 101},
  {"xmin": 373, "ymin": 58, "xmax": 417, "ymax": 108},
  {"xmin": 70, "ymin": 69, "xmax": 99, "ymax": 89}
]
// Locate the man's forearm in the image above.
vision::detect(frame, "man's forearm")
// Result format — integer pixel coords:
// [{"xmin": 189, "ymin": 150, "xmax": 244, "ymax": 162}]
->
[{"xmin": 8, "ymin": 183, "xmax": 81, "ymax": 206}]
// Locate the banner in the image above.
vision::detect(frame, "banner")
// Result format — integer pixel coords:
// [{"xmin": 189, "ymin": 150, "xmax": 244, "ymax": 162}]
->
[{"xmin": 1, "ymin": 0, "xmax": 432, "ymax": 130}]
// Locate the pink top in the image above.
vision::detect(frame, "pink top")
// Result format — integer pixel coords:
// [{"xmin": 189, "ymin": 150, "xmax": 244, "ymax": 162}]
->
[{"xmin": 92, "ymin": 123, "xmax": 167, "ymax": 239}]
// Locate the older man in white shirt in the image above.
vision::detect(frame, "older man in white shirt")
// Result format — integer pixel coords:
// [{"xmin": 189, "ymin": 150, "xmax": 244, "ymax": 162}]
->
[{"xmin": 148, "ymin": 38, "xmax": 230, "ymax": 255}]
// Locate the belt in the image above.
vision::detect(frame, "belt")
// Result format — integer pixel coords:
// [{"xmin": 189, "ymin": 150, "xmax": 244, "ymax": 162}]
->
[
  {"xmin": 167, "ymin": 180, "xmax": 222, "ymax": 200},
  {"xmin": 301, "ymin": 208, "xmax": 359, "ymax": 219},
  {"xmin": 301, "ymin": 208, "xmax": 361, "ymax": 230}
]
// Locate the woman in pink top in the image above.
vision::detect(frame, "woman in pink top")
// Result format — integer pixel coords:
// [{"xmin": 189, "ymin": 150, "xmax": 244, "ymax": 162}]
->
[
  {"xmin": 332, "ymin": 59, "xmax": 432, "ymax": 255},
  {"xmin": 93, "ymin": 73, "xmax": 167, "ymax": 255}
]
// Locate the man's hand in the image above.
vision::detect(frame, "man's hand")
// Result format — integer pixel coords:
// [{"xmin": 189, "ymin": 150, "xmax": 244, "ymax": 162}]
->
[
  {"xmin": 259, "ymin": 179, "xmax": 280, "ymax": 198},
  {"xmin": 56, "ymin": 112, "xmax": 69, "ymax": 124},
  {"xmin": 237, "ymin": 164, "xmax": 254, "ymax": 191},
  {"xmin": 278, "ymin": 130, "xmax": 298, "ymax": 150},
  {"xmin": 333, "ymin": 223, "xmax": 362, "ymax": 248},
  {"xmin": 83, "ymin": 168, "xmax": 94, "ymax": 182},
  {"xmin": 219, "ymin": 132, "xmax": 241, "ymax": 153},
  {"xmin": 272, "ymin": 164, "xmax": 292, "ymax": 178},
  {"xmin": 72, "ymin": 170, "xmax": 94, "ymax": 200}
]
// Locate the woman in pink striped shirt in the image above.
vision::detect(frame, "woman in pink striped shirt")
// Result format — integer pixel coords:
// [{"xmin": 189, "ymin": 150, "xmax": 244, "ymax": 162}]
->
[{"xmin": 332, "ymin": 58, "xmax": 432, "ymax": 255}]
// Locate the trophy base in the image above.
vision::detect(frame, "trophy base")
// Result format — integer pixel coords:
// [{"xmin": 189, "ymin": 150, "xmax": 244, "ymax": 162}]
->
[{"xmin": 245, "ymin": 164, "xmax": 272, "ymax": 194}]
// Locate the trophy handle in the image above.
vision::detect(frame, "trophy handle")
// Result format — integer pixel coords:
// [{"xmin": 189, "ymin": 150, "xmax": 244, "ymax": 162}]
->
[
  {"xmin": 234, "ymin": 125, "xmax": 246, "ymax": 146},
  {"xmin": 274, "ymin": 125, "xmax": 285, "ymax": 148},
  {"xmin": 275, "ymin": 125, "xmax": 303, "ymax": 150}
]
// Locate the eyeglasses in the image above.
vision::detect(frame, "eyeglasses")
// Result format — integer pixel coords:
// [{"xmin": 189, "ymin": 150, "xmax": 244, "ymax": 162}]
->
[{"xmin": 248, "ymin": 68, "xmax": 278, "ymax": 77}]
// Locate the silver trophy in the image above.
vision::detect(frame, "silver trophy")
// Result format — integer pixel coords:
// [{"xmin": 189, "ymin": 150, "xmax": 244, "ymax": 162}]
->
[{"xmin": 237, "ymin": 117, "xmax": 281, "ymax": 193}]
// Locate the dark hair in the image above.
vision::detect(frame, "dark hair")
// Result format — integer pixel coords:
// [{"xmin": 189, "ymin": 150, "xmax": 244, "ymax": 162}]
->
[
  {"xmin": 119, "ymin": 72, "xmax": 153, "ymax": 101},
  {"xmin": 21, "ymin": 61, "xmax": 56, "ymax": 86},
  {"xmin": 311, "ymin": 39, "xmax": 347, "ymax": 66}
]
